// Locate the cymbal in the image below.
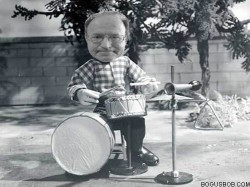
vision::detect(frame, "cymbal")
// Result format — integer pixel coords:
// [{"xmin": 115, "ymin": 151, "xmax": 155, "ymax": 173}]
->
[{"xmin": 148, "ymin": 94, "xmax": 193, "ymax": 102}]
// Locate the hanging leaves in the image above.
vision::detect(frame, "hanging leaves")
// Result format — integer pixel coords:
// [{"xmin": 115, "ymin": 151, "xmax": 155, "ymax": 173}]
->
[{"xmin": 11, "ymin": 0, "xmax": 250, "ymax": 69}]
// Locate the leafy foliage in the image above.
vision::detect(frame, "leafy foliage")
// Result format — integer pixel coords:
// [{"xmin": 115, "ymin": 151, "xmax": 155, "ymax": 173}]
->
[
  {"xmin": 12, "ymin": 0, "xmax": 250, "ymax": 95},
  {"xmin": 13, "ymin": 5, "xmax": 40, "ymax": 20},
  {"xmin": 13, "ymin": 0, "xmax": 107, "ymax": 43},
  {"xmin": 12, "ymin": 0, "xmax": 249, "ymax": 61},
  {"xmin": 226, "ymin": 28, "xmax": 250, "ymax": 72}
]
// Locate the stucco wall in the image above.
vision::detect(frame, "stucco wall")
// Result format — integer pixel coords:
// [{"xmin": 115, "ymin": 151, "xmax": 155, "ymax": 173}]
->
[
  {"xmin": 139, "ymin": 39, "xmax": 250, "ymax": 97},
  {"xmin": 0, "ymin": 37, "xmax": 77, "ymax": 105},
  {"xmin": 0, "ymin": 36, "xmax": 249, "ymax": 106}
]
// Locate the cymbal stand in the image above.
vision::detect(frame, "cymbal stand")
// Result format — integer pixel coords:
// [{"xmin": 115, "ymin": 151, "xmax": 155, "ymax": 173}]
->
[{"xmin": 155, "ymin": 66, "xmax": 193, "ymax": 184}]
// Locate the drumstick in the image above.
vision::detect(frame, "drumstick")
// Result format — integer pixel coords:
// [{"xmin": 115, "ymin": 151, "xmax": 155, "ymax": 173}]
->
[
  {"xmin": 100, "ymin": 88, "xmax": 114, "ymax": 97},
  {"xmin": 84, "ymin": 101, "xmax": 98, "ymax": 104},
  {"xmin": 130, "ymin": 81, "xmax": 161, "ymax": 86}
]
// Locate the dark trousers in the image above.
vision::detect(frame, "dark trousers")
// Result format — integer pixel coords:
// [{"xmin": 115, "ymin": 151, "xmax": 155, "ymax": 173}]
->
[
  {"xmin": 94, "ymin": 96, "xmax": 145, "ymax": 153},
  {"xmin": 110, "ymin": 117, "xmax": 145, "ymax": 153}
]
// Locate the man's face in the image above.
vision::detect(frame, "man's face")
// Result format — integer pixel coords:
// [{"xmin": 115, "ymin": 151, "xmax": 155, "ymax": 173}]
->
[{"xmin": 85, "ymin": 15, "xmax": 127, "ymax": 62}]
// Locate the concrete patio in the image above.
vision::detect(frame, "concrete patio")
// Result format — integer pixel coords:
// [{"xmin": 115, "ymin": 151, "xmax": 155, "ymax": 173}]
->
[{"xmin": 0, "ymin": 104, "xmax": 250, "ymax": 187}]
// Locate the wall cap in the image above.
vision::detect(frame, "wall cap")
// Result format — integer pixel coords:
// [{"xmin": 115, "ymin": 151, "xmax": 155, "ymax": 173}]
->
[{"xmin": 0, "ymin": 36, "xmax": 71, "ymax": 44}]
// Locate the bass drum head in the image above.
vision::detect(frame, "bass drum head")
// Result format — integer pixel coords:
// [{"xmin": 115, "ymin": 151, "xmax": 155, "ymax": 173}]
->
[{"xmin": 51, "ymin": 112, "xmax": 114, "ymax": 175}]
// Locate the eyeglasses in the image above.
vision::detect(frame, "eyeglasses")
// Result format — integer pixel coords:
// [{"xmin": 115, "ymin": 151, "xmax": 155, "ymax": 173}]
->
[{"xmin": 88, "ymin": 34, "xmax": 125, "ymax": 43}]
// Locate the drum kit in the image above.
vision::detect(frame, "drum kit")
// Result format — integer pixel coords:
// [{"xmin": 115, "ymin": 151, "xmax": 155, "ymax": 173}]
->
[
  {"xmin": 51, "ymin": 66, "xmax": 202, "ymax": 185},
  {"xmin": 51, "ymin": 91, "xmax": 149, "ymax": 176}
]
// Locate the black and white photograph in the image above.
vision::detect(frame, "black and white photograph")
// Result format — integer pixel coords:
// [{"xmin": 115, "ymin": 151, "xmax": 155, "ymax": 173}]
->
[{"xmin": 1, "ymin": 0, "xmax": 250, "ymax": 186}]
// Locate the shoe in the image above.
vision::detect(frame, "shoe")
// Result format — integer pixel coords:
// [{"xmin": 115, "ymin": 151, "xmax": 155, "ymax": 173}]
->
[{"xmin": 132, "ymin": 146, "xmax": 159, "ymax": 166}]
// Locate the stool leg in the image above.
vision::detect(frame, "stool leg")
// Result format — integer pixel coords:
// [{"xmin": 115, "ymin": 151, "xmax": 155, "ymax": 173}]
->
[
  {"xmin": 127, "ymin": 123, "xmax": 132, "ymax": 169},
  {"xmin": 121, "ymin": 134, "xmax": 127, "ymax": 160}
]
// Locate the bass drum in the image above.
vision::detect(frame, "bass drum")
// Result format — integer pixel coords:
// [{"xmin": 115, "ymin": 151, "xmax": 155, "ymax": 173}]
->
[{"xmin": 51, "ymin": 112, "xmax": 114, "ymax": 175}]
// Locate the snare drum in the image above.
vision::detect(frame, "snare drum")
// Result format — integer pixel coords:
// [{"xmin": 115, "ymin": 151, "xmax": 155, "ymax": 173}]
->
[
  {"xmin": 51, "ymin": 112, "xmax": 114, "ymax": 175},
  {"xmin": 105, "ymin": 94, "xmax": 147, "ymax": 119}
]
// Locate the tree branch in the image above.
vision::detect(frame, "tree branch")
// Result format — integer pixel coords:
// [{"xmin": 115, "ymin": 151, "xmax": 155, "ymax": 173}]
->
[
  {"xmin": 241, "ymin": 19, "xmax": 250, "ymax": 26},
  {"xmin": 12, "ymin": 5, "xmax": 62, "ymax": 20}
]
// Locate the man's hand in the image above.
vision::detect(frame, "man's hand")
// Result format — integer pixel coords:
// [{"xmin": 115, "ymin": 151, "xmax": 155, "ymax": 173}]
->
[
  {"xmin": 140, "ymin": 78, "xmax": 159, "ymax": 94},
  {"xmin": 77, "ymin": 89, "xmax": 100, "ymax": 105}
]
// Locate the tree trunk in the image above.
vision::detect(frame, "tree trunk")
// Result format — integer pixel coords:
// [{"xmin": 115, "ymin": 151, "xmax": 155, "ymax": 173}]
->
[{"xmin": 197, "ymin": 39, "xmax": 210, "ymax": 98}]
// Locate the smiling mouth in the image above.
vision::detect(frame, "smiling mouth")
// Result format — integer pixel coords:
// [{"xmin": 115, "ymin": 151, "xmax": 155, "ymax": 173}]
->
[
  {"xmin": 98, "ymin": 51, "xmax": 115, "ymax": 55},
  {"xmin": 98, "ymin": 51, "xmax": 113, "ymax": 53}
]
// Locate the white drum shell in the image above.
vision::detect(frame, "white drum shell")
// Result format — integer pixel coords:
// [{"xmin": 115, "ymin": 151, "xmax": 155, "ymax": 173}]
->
[
  {"xmin": 51, "ymin": 112, "xmax": 114, "ymax": 175},
  {"xmin": 105, "ymin": 94, "xmax": 146, "ymax": 119}
]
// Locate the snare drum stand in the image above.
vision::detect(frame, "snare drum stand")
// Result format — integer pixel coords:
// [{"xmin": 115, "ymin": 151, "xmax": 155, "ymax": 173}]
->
[
  {"xmin": 110, "ymin": 118, "xmax": 148, "ymax": 175},
  {"xmin": 154, "ymin": 66, "xmax": 193, "ymax": 184}
]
